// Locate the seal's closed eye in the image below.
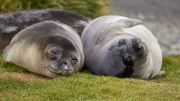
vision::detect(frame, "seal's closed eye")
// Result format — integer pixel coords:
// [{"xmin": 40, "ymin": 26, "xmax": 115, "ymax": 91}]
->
[
  {"xmin": 118, "ymin": 39, "xmax": 126, "ymax": 46},
  {"xmin": 50, "ymin": 50, "xmax": 61, "ymax": 58},
  {"xmin": 72, "ymin": 58, "xmax": 78, "ymax": 63}
]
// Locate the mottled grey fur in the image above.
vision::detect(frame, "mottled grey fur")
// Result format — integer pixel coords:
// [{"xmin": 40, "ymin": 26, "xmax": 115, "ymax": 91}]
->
[
  {"xmin": 81, "ymin": 15, "xmax": 164, "ymax": 80},
  {"xmin": 3, "ymin": 21, "xmax": 84, "ymax": 78},
  {"xmin": 0, "ymin": 9, "xmax": 91, "ymax": 51}
]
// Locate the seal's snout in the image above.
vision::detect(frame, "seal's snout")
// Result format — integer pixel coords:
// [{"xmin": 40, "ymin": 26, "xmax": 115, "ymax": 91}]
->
[
  {"xmin": 132, "ymin": 38, "xmax": 143, "ymax": 52},
  {"xmin": 131, "ymin": 37, "xmax": 148, "ymax": 62},
  {"xmin": 49, "ymin": 58, "xmax": 73, "ymax": 75},
  {"xmin": 59, "ymin": 59, "xmax": 73, "ymax": 74},
  {"xmin": 59, "ymin": 60, "xmax": 69, "ymax": 69}
]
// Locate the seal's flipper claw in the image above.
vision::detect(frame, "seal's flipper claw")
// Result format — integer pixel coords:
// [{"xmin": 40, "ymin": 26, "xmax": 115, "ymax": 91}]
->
[{"xmin": 158, "ymin": 71, "xmax": 166, "ymax": 75}]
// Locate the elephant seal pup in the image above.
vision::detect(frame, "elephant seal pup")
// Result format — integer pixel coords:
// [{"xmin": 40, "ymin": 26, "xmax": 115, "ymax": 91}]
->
[
  {"xmin": 3, "ymin": 21, "xmax": 84, "ymax": 78},
  {"xmin": 0, "ymin": 9, "xmax": 91, "ymax": 51},
  {"xmin": 81, "ymin": 15, "xmax": 165, "ymax": 80}
]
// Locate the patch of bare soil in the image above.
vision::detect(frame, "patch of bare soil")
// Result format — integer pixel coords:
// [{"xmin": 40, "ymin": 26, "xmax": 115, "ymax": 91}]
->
[{"xmin": 1, "ymin": 72, "xmax": 47, "ymax": 81}]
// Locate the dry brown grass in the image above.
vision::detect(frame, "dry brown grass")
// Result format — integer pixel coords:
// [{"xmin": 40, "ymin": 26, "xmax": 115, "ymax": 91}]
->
[{"xmin": 1, "ymin": 72, "xmax": 46, "ymax": 81}]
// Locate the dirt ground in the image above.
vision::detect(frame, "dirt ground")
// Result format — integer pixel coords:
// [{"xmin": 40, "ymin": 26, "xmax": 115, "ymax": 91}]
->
[
  {"xmin": 1, "ymin": 72, "xmax": 47, "ymax": 81},
  {"xmin": 108, "ymin": 0, "xmax": 180, "ymax": 55}
]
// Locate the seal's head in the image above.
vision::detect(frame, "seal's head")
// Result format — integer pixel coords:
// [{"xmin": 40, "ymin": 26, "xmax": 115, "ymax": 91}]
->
[
  {"xmin": 82, "ymin": 15, "xmax": 162, "ymax": 80},
  {"xmin": 3, "ymin": 21, "xmax": 84, "ymax": 78},
  {"xmin": 103, "ymin": 35, "xmax": 148, "ymax": 78},
  {"xmin": 42, "ymin": 37, "xmax": 81, "ymax": 76}
]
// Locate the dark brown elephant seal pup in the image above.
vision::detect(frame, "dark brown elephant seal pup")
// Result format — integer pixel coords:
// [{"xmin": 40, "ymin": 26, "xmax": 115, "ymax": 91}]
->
[
  {"xmin": 3, "ymin": 21, "xmax": 84, "ymax": 78},
  {"xmin": 0, "ymin": 9, "xmax": 91, "ymax": 51},
  {"xmin": 81, "ymin": 15, "xmax": 165, "ymax": 80}
]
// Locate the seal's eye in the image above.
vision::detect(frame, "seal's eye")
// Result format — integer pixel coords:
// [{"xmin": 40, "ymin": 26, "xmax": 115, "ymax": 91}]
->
[
  {"xmin": 50, "ymin": 50, "xmax": 61, "ymax": 58},
  {"xmin": 124, "ymin": 56, "xmax": 133, "ymax": 66},
  {"xmin": 118, "ymin": 39, "xmax": 126, "ymax": 46},
  {"xmin": 72, "ymin": 58, "xmax": 78, "ymax": 63}
]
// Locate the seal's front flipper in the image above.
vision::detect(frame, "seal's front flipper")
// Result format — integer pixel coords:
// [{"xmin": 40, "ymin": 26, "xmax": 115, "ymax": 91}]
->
[
  {"xmin": 115, "ymin": 19, "xmax": 143, "ymax": 28},
  {"xmin": 158, "ymin": 71, "xmax": 166, "ymax": 75}
]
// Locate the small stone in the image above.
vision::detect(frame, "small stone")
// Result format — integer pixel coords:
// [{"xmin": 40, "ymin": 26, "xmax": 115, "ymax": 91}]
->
[
  {"xmin": 138, "ymin": 13, "xmax": 145, "ymax": 20},
  {"xmin": 170, "ymin": 45, "xmax": 180, "ymax": 50},
  {"xmin": 155, "ymin": 37, "xmax": 158, "ymax": 41}
]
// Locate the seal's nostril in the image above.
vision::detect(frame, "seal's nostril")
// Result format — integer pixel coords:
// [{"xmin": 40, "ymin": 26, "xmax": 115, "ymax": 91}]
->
[
  {"xmin": 132, "ymin": 38, "xmax": 142, "ymax": 52},
  {"xmin": 134, "ymin": 46, "xmax": 142, "ymax": 52},
  {"xmin": 59, "ymin": 59, "xmax": 69, "ymax": 69},
  {"xmin": 60, "ymin": 63, "xmax": 69, "ymax": 69},
  {"xmin": 63, "ymin": 64, "xmax": 68, "ymax": 69},
  {"xmin": 61, "ymin": 62, "xmax": 68, "ymax": 66},
  {"xmin": 136, "ymin": 39, "xmax": 141, "ymax": 43}
]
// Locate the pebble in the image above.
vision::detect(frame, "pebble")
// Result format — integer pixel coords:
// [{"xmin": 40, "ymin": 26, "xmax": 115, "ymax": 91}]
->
[{"xmin": 170, "ymin": 45, "xmax": 180, "ymax": 50}]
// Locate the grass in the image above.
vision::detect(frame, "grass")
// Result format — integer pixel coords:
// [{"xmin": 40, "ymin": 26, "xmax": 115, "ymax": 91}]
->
[
  {"xmin": 1, "ymin": 1, "xmax": 178, "ymax": 100},
  {"xmin": 0, "ymin": 53, "xmax": 180, "ymax": 100},
  {"xmin": 0, "ymin": 0, "xmax": 110, "ymax": 18}
]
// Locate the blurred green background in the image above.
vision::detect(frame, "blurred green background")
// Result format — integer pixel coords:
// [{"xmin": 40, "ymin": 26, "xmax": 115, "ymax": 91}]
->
[{"xmin": 0, "ymin": 0, "xmax": 110, "ymax": 18}]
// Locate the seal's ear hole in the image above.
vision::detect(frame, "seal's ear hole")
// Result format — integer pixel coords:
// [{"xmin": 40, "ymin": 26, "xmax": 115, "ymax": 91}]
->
[{"xmin": 49, "ymin": 50, "xmax": 61, "ymax": 58}]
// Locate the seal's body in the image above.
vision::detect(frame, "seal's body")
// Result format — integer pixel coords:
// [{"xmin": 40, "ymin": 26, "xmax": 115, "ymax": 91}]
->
[
  {"xmin": 81, "ymin": 15, "xmax": 164, "ymax": 80},
  {"xmin": 3, "ymin": 21, "xmax": 84, "ymax": 78},
  {"xmin": 0, "ymin": 9, "xmax": 91, "ymax": 51}
]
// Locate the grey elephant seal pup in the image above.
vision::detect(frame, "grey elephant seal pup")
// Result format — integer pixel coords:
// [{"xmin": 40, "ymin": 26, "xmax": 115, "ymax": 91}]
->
[
  {"xmin": 0, "ymin": 9, "xmax": 91, "ymax": 51},
  {"xmin": 81, "ymin": 15, "xmax": 165, "ymax": 80},
  {"xmin": 3, "ymin": 21, "xmax": 84, "ymax": 78}
]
